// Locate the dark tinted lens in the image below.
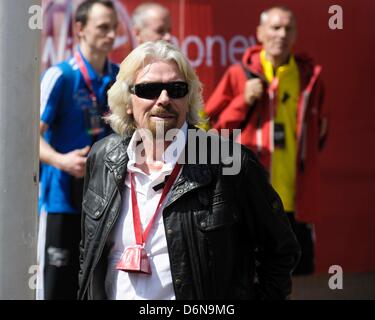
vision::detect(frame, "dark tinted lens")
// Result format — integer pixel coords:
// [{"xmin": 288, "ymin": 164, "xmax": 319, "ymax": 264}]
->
[
  {"xmin": 131, "ymin": 82, "xmax": 188, "ymax": 99},
  {"xmin": 134, "ymin": 83, "xmax": 163, "ymax": 99},
  {"xmin": 167, "ymin": 82, "xmax": 189, "ymax": 99}
]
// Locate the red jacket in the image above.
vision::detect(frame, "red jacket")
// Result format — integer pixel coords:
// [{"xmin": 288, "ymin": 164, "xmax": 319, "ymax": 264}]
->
[{"xmin": 206, "ymin": 46, "xmax": 327, "ymax": 223}]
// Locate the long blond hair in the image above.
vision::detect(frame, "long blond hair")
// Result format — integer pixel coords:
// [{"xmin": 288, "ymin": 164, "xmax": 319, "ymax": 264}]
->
[{"xmin": 106, "ymin": 40, "xmax": 203, "ymax": 136}]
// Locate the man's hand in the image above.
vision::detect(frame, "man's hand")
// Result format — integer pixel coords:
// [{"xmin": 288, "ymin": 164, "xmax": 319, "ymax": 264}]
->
[
  {"xmin": 39, "ymin": 122, "xmax": 90, "ymax": 178},
  {"xmin": 244, "ymin": 78, "xmax": 264, "ymax": 105},
  {"xmin": 58, "ymin": 146, "xmax": 90, "ymax": 178}
]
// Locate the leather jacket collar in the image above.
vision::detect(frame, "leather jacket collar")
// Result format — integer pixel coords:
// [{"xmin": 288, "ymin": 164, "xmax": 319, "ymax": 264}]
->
[{"xmin": 102, "ymin": 126, "xmax": 215, "ymax": 206}]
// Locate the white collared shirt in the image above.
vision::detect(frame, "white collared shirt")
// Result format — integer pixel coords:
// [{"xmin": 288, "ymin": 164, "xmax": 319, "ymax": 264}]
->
[{"xmin": 104, "ymin": 123, "xmax": 187, "ymax": 300}]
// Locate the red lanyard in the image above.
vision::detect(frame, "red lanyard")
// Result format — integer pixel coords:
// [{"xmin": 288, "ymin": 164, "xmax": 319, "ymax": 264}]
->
[
  {"xmin": 130, "ymin": 164, "xmax": 182, "ymax": 246},
  {"xmin": 74, "ymin": 51, "xmax": 98, "ymax": 105}
]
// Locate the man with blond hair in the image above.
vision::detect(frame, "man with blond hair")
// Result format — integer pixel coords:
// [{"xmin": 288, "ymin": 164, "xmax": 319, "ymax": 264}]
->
[{"xmin": 78, "ymin": 40, "xmax": 300, "ymax": 300}]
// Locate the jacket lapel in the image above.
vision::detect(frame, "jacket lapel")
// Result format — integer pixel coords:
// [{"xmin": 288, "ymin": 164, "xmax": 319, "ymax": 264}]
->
[
  {"xmin": 165, "ymin": 162, "xmax": 214, "ymax": 208},
  {"xmin": 103, "ymin": 136, "xmax": 131, "ymax": 195},
  {"xmin": 165, "ymin": 126, "xmax": 216, "ymax": 208},
  {"xmin": 102, "ymin": 128, "xmax": 216, "ymax": 206}
]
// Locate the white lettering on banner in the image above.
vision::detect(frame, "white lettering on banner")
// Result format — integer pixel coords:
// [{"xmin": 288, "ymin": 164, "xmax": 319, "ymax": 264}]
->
[
  {"xmin": 181, "ymin": 35, "xmax": 206, "ymax": 68},
  {"xmin": 206, "ymin": 36, "xmax": 227, "ymax": 66},
  {"xmin": 328, "ymin": 5, "xmax": 344, "ymax": 30},
  {"xmin": 172, "ymin": 35, "xmax": 256, "ymax": 67},
  {"xmin": 228, "ymin": 35, "xmax": 251, "ymax": 64},
  {"xmin": 41, "ymin": 0, "xmax": 257, "ymax": 69}
]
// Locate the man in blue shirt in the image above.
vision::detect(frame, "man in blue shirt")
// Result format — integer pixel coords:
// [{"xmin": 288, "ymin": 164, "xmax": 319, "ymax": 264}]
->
[{"xmin": 38, "ymin": 0, "xmax": 119, "ymax": 300}]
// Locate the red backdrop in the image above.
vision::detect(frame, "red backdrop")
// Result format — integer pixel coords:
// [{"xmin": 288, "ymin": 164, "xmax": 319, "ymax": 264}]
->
[{"xmin": 42, "ymin": 0, "xmax": 375, "ymax": 273}]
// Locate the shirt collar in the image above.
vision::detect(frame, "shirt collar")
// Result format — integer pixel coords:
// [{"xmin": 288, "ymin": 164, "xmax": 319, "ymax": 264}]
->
[
  {"xmin": 127, "ymin": 122, "xmax": 188, "ymax": 174},
  {"xmin": 76, "ymin": 46, "xmax": 111, "ymax": 81},
  {"xmin": 260, "ymin": 49, "xmax": 296, "ymax": 82}
]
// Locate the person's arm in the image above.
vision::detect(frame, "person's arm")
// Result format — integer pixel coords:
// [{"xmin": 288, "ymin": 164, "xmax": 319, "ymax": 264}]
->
[
  {"xmin": 40, "ymin": 121, "xmax": 90, "ymax": 178},
  {"xmin": 240, "ymin": 150, "xmax": 301, "ymax": 299},
  {"xmin": 205, "ymin": 64, "xmax": 263, "ymax": 131},
  {"xmin": 77, "ymin": 143, "xmax": 95, "ymax": 300},
  {"xmin": 39, "ymin": 65, "xmax": 90, "ymax": 178}
]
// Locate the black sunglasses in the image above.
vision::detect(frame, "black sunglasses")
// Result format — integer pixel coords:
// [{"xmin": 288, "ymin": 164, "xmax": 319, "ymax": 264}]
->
[{"xmin": 129, "ymin": 81, "xmax": 189, "ymax": 99}]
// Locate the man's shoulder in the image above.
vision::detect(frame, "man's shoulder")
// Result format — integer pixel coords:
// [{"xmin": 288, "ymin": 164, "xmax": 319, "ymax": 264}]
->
[
  {"xmin": 187, "ymin": 126, "xmax": 264, "ymax": 173},
  {"xmin": 42, "ymin": 58, "xmax": 78, "ymax": 81},
  {"xmin": 108, "ymin": 61, "xmax": 120, "ymax": 76},
  {"xmin": 294, "ymin": 52, "xmax": 316, "ymax": 65},
  {"xmin": 294, "ymin": 53, "xmax": 322, "ymax": 73},
  {"xmin": 223, "ymin": 46, "xmax": 263, "ymax": 80},
  {"xmin": 213, "ymin": 133, "xmax": 267, "ymax": 177},
  {"xmin": 40, "ymin": 59, "xmax": 78, "ymax": 103},
  {"xmin": 293, "ymin": 53, "xmax": 323, "ymax": 91},
  {"xmin": 224, "ymin": 63, "xmax": 248, "ymax": 80},
  {"xmin": 109, "ymin": 61, "xmax": 120, "ymax": 70},
  {"xmin": 90, "ymin": 133, "xmax": 130, "ymax": 159},
  {"xmin": 92, "ymin": 133, "xmax": 123, "ymax": 150}
]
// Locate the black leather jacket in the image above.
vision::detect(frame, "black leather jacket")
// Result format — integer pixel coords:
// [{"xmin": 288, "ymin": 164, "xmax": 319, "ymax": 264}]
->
[{"xmin": 78, "ymin": 128, "xmax": 300, "ymax": 300}]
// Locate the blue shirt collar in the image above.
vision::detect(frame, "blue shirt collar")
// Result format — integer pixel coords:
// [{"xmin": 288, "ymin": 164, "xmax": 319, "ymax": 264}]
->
[{"xmin": 76, "ymin": 46, "xmax": 111, "ymax": 81}]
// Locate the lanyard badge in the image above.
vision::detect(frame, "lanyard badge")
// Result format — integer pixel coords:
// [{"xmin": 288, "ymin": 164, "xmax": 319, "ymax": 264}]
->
[
  {"xmin": 116, "ymin": 164, "xmax": 182, "ymax": 275},
  {"xmin": 75, "ymin": 51, "xmax": 108, "ymax": 139},
  {"xmin": 116, "ymin": 244, "xmax": 151, "ymax": 274}
]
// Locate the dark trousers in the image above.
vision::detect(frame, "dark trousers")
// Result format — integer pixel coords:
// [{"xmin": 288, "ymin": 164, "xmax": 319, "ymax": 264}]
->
[
  {"xmin": 43, "ymin": 213, "xmax": 81, "ymax": 300},
  {"xmin": 286, "ymin": 212, "xmax": 315, "ymax": 275}
]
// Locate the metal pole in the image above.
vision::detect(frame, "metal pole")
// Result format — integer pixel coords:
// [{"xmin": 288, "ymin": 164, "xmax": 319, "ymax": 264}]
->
[{"xmin": 0, "ymin": 0, "xmax": 40, "ymax": 299}]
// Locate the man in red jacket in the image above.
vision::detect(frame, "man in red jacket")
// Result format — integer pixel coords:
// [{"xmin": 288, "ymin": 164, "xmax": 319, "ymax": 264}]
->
[{"xmin": 206, "ymin": 6, "xmax": 328, "ymax": 275}]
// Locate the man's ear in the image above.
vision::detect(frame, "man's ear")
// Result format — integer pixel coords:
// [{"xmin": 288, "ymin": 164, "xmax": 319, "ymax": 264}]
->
[
  {"xmin": 126, "ymin": 105, "xmax": 133, "ymax": 115},
  {"xmin": 75, "ymin": 21, "xmax": 85, "ymax": 40},
  {"xmin": 132, "ymin": 27, "xmax": 142, "ymax": 45},
  {"xmin": 256, "ymin": 25, "xmax": 264, "ymax": 44}
]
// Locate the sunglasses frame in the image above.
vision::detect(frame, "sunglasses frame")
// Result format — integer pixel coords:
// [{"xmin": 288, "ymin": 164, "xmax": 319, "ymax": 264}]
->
[{"xmin": 129, "ymin": 81, "xmax": 189, "ymax": 100}]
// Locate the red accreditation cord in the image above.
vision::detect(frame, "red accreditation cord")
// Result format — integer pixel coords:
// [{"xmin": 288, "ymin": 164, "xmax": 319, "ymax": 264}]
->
[
  {"xmin": 74, "ymin": 51, "xmax": 106, "ymax": 138},
  {"xmin": 116, "ymin": 163, "xmax": 182, "ymax": 275}
]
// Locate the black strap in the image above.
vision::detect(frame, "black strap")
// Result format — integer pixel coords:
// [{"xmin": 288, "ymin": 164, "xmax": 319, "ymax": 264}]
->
[
  {"xmin": 241, "ymin": 63, "xmax": 256, "ymax": 80},
  {"xmin": 240, "ymin": 63, "xmax": 259, "ymax": 130}
]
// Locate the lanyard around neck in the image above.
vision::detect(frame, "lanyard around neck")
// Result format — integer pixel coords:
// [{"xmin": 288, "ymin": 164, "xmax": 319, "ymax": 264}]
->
[
  {"xmin": 130, "ymin": 163, "xmax": 182, "ymax": 246},
  {"xmin": 74, "ymin": 51, "xmax": 98, "ymax": 104}
]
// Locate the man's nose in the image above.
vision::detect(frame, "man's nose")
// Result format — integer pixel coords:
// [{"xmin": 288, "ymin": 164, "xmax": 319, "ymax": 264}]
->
[
  {"xmin": 107, "ymin": 29, "xmax": 116, "ymax": 39},
  {"xmin": 278, "ymin": 27, "xmax": 287, "ymax": 38},
  {"xmin": 157, "ymin": 89, "xmax": 170, "ymax": 105}
]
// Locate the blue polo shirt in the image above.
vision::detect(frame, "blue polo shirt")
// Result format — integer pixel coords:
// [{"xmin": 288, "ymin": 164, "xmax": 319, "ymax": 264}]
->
[{"xmin": 39, "ymin": 48, "xmax": 119, "ymax": 214}]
